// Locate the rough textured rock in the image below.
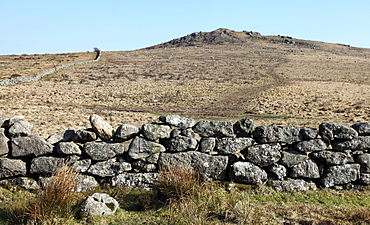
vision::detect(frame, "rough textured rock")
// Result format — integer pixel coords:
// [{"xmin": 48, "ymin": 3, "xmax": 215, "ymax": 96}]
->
[
  {"xmin": 198, "ymin": 137, "xmax": 216, "ymax": 154},
  {"xmin": 331, "ymin": 137, "xmax": 370, "ymax": 151},
  {"xmin": 310, "ymin": 150, "xmax": 351, "ymax": 165},
  {"xmin": 83, "ymin": 142, "xmax": 125, "ymax": 161},
  {"xmin": 111, "ymin": 173, "xmax": 158, "ymax": 190},
  {"xmin": 30, "ymin": 156, "xmax": 64, "ymax": 175},
  {"xmin": 7, "ymin": 115, "xmax": 33, "ymax": 138},
  {"xmin": 358, "ymin": 173, "xmax": 370, "ymax": 185},
  {"xmin": 128, "ymin": 136, "xmax": 166, "ymax": 160},
  {"xmin": 87, "ymin": 158, "xmax": 132, "ymax": 177},
  {"xmin": 11, "ymin": 135, "xmax": 53, "ymax": 158},
  {"xmin": 114, "ymin": 124, "xmax": 140, "ymax": 142},
  {"xmin": 279, "ymin": 150, "xmax": 308, "ymax": 168},
  {"xmin": 70, "ymin": 158, "xmax": 92, "ymax": 173},
  {"xmin": 193, "ymin": 120, "xmax": 234, "ymax": 138},
  {"xmin": 354, "ymin": 153, "xmax": 370, "ymax": 173},
  {"xmin": 300, "ymin": 127, "xmax": 319, "ymax": 140},
  {"xmin": 132, "ymin": 160, "xmax": 157, "ymax": 173},
  {"xmin": 164, "ymin": 136, "xmax": 197, "ymax": 152},
  {"xmin": 73, "ymin": 175, "xmax": 99, "ymax": 192},
  {"xmin": 158, "ymin": 151, "xmax": 228, "ymax": 180},
  {"xmin": 267, "ymin": 163, "xmax": 287, "ymax": 180},
  {"xmin": 159, "ymin": 115, "xmax": 196, "ymax": 129},
  {"xmin": 0, "ymin": 158, "xmax": 27, "ymax": 178},
  {"xmin": 72, "ymin": 129, "xmax": 97, "ymax": 143},
  {"xmin": 80, "ymin": 193, "xmax": 119, "ymax": 216},
  {"xmin": 181, "ymin": 128, "xmax": 196, "ymax": 138},
  {"xmin": 46, "ymin": 130, "xmax": 75, "ymax": 145},
  {"xmin": 293, "ymin": 139, "xmax": 328, "ymax": 152},
  {"xmin": 351, "ymin": 122, "xmax": 370, "ymax": 136},
  {"xmin": 319, "ymin": 122, "xmax": 358, "ymax": 141},
  {"xmin": 0, "ymin": 177, "xmax": 40, "ymax": 190},
  {"xmin": 253, "ymin": 125, "xmax": 302, "ymax": 144},
  {"xmin": 0, "ymin": 128, "xmax": 9, "ymax": 155},
  {"xmin": 229, "ymin": 161, "xmax": 267, "ymax": 184},
  {"xmin": 142, "ymin": 124, "xmax": 171, "ymax": 141},
  {"xmin": 321, "ymin": 164, "xmax": 360, "ymax": 188},
  {"xmin": 57, "ymin": 142, "xmax": 82, "ymax": 155},
  {"xmin": 290, "ymin": 159, "xmax": 320, "ymax": 179},
  {"xmin": 89, "ymin": 114, "xmax": 114, "ymax": 141},
  {"xmin": 272, "ymin": 179, "xmax": 317, "ymax": 192},
  {"xmin": 243, "ymin": 143, "xmax": 281, "ymax": 167},
  {"xmin": 216, "ymin": 137, "xmax": 254, "ymax": 155},
  {"xmin": 233, "ymin": 118, "xmax": 254, "ymax": 137}
]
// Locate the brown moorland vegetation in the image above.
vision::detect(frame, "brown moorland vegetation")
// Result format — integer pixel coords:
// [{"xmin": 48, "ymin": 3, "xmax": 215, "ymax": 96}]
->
[
  {"xmin": 0, "ymin": 52, "xmax": 96, "ymax": 79},
  {"xmin": 0, "ymin": 28, "xmax": 370, "ymax": 138}
]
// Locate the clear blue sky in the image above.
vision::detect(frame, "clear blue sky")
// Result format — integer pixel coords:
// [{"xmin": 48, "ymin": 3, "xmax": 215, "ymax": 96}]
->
[{"xmin": 1, "ymin": 0, "xmax": 369, "ymax": 55}]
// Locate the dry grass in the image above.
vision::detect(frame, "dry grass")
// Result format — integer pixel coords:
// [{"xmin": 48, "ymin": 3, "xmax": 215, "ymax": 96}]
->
[
  {"xmin": 7, "ymin": 164, "xmax": 81, "ymax": 224},
  {"xmin": 1, "ymin": 33, "xmax": 369, "ymax": 138},
  {"xmin": 0, "ymin": 52, "xmax": 95, "ymax": 79}
]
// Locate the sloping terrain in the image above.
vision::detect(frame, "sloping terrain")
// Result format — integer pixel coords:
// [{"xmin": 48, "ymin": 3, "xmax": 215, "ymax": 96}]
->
[{"xmin": 1, "ymin": 28, "xmax": 370, "ymax": 137}]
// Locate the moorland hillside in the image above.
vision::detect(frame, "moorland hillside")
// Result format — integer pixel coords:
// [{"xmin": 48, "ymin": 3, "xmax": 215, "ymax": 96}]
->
[{"xmin": 1, "ymin": 28, "xmax": 370, "ymax": 138}]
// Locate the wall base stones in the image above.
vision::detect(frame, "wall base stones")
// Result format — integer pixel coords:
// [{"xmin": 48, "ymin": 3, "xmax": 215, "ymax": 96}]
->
[{"xmin": 0, "ymin": 114, "xmax": 369, "ymax": 192}]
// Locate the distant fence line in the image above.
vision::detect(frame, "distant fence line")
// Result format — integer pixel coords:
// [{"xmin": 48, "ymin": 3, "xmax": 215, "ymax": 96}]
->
[{"xmin": 0, "ymin": 50, "xmax": 101, "ymax": 87}]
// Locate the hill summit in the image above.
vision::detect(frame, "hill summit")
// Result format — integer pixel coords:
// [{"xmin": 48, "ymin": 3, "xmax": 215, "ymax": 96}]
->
[{"xmin": 147, "ymin": 28, "xmax": 314, "ymax": 49}]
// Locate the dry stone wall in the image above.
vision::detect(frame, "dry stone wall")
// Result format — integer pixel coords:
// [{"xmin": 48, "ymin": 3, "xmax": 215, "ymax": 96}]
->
[
  {"xmin": 1, "ymin": 114, "xmax": 370, "ymax": 192},
  {"xmin": 0, "ymin": 50, "xmax": 101, "ymax": 87}
]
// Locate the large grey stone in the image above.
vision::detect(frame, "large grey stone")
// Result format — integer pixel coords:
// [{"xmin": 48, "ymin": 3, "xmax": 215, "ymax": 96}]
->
[
  {"xmin": 7, "ymin": 115, "xmax": 33, "ymax": 138},
  {"xmin": 321, "ymin": 164, "xmax": 360, "ymax": 188},
  {"xmin": 233, "ymin": 118, "xmax": 254, "ymax": 137},
  {"xmin": 300, "ymin": 127, "xmax": 319, "ymax": 140},
  {"xmin": 46, "ymin": 130, "xmax": 75, "ymax": 145},
  {"xmin": 290, "ymin": 159, "xmax": 320, "ymax": 179},
  {"xmin": 0, "ymin": 128, "xmax": 9, "ymax": 155},
  {"xmin": 57, "ymin": 142, "xmax": 81, "ymax": 155},
  {"xmin": 272, "ymin": 179, "xmax": 317, "ymax": 192},
  {"xmin": 114, "ymin": 124, "xmax": 140, "ymax": 142},
  {"xmin": 128, "ymin": 136, "xmax": 165, "ymax": 160},
  {"xmin": 0, "ymin": 158, "xmax": 27, "ymax": 178},
  {"xmin": 198, "ymin": 137, "xmax": 216, "ymax": 154},
  {"xmin": 142, "ymin": 124, "xmax": 171, "ymax": 141},
  {"xmin": 310, "ymin": 150, "xmax": 351, "ymax": 165},
  {"xmin": 319, "ymin": 122, "xmax": 358, "ymax": 141},
  {"xmin": 253, "ymin": 125, "xmax": 302, "ymax": 144},
  {"xmin": 73, "ymin": 175, "xmax": 99, "ymax": 192},
  {"xmin": 267, "ymin": 163, "xmax": 287, "ymax": 180},
  {"xmin": 11, "ymin": 135, "xmax": 53, "ymax": 158},
  {"xmin": 80, "ymin": 193, "xmax": 119, "ymax": 216},
  {"xmin": 30, "ymin": 156, "xmax": 64, "ymax": 175},
  {"xmin": 71, "ymin": 158, "xmax": 92, "ymax": 173},
  {"xmin": 216, "ymin": 137, "xmax": 254, "ymax": 155},
  {"xmin": 87, "ymin": 158, "xmax": 132, "ymax": 177},
  {"xmin": 193, "ymin": 120, "xmax": 234, "ymax": 138},
  {"xmin": 279, "ymin": 150, "xmax": 308, "ymax": 168},
  {"xmin": 243, "ymin": 143, "xmax": 281, "ymax": 167},
  {"xmin": 164, "ymin": 136, "xmax": 197, "ymax": 152},
  {"xmin": 351, "ymin": 122, "xmax": 370, "ymax": 136},
  {"xmin": 293, "ymin": 139, "xmax": 328, "ymax": 152},
  {"xmin": 158, "ymin": 151, "xmax": 228, "ymax": 180},
  {"xmin": 89, "ymin": 114, "xmax": 115, "ymax": 141},
  {"xmin": 229, "ymin": 161, "xmax": 267, "ymax": 184},
  {"xmin": 331, "ymin": 137, "xmax": 370, "ymax": 151},
  {"xmin": 159, "ymin": 115, "xmax": 196, "ymax": 129},
  {"xmin": 354, "ymin": 153, "xmax": 370, "ymax": 173},
  {"xmin": 111, "ymin": 173, "xmax": 158, "ymax": 190},
  {"xmin": 72, "ymin": 129, "xmax": 97, "ymax": 143},
  {"xmin": 83, "ymin": 142, "xmax": 125, "ymax": 161}
]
